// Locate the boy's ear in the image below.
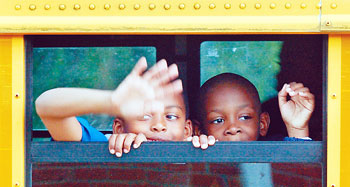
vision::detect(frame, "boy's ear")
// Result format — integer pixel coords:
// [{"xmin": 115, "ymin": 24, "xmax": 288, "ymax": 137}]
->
[
  {"xmin": 112, "ymin": 118, "xmax": 124, "ymax": 134},
  {"xmin": 183, "ymin": 119, "xmax": 193, "ymax": 140},
  {"xmin": 259, "ymin": 112, "xmax": 270, "ymax": 137}
]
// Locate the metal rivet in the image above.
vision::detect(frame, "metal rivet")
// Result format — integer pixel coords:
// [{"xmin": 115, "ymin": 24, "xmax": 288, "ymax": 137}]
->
[
  {"xmin": 104, "ymin": 4, "xmax": 111, "ymax": 10},
  {"xmin": 270, "ymin": 3, "xmax": 276, "ymax": 9},
  {"xmin": 59, "ymin": 4, "xmax": 66, "ymax": 10},
  {"xmin": 15, "ymin": 93, "xmax": 19, "ymax": 98},
  {"xmin": 331, "ymin": 93, "xmax": 336, "ymax": 99},
  {"xmin": 15, "ymin": 182, "xmax": 20, "ymax": 186},
  {"xmin": 300, "ymin": 3, "xmax": 307, "ymax": 9},
  {"xmin": 224, "ymin": 3, "xmax": 231, "ymax": 9},
  {"xmin": 179, "ymin": 3, "xmax": 185, "ymax": 9},
  {"xmin": 89, "ymin": 4, "xmax": 95, "ymax": 10},
  {"xmin": 194, "ymin": 3, "xmax": 201, "ymax": 10},
  {"xmin": 44, "ymin": 4, "xmax": 51, "ymax": 10},
  {"xmin": 59, "ymin": 5, "xmax": 65, "ymax": 10},
  {"xmin": 164, "ymin": 4, "xmax": 171, "ymax": 10},
  {"xmin": 15, "ymin": 4, "xmax": 21, "ymax": 10},
  {"xmin": 149, "ymin": 3, "xmax": 156, "ymax": 10},
  {"xmin": 316, "ymin": 3, "xmax": 321, "ymax": 9},
  {"xmin": 119, "ymin": 4, "xmax": 125, "ymax": 10},
  {"xmin": 285, "ymin": 3, "xmax": 292, "ymax": 9},
  {"xmin": 326, "ymin": 21, "xmax": 331, "ymax": 26},
  {"xmin": 239, "ymin": 3, "xmax": 246, "ymax": 9},
  {"xmin": 209, "ymin": 3, "xmax": 216, "ymax": 9},
  {"xmin": 74, "ymin": 4, "xmax": 81, "ymax": 10},
  {"xmin": 331, "ymin": 3, "xmax": 337, "ymax": 9},
  {"xmin": 332, "ymin": 184, "xmax": 336, "ymax": 187},
  {"xmin": 134, "ymin": 4, "xmax": 140, "ymax": 10},
  {"xmin": 29, "ymin": 4, "xmax": 36, "ymax": 11},
  {"xmin": 255, "ymin": 3, "xmax": 261, "ymax": 9}
]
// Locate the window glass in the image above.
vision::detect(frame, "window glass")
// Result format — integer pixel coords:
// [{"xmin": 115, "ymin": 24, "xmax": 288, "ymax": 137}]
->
[
  {"xmin": 32, "ymin": 47, "xmax": 156, "ymax": 131},
  {"xmin": 201, "ymin": 41, "xmax": 283, "ymax": 103},
  {"xmin": 32, "ymin": 163, "xmax": 322, "ymax": 186}
]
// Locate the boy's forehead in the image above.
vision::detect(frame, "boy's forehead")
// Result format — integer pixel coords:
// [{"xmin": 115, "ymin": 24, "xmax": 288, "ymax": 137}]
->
[
  {"xmin": 205, "ymin": 83, "xmax": 260, "ymax": 110},
  {"xmin": 207, "ymin": 82, "xmax": 249, "ymax": 96}
]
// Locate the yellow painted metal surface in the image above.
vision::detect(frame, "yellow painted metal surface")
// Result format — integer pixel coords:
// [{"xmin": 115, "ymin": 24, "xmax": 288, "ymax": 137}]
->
[
  {"xmin": 328, "ymin": 35, "xmax": 341, "ymax": 187},
  {"xmin": 341, "ymin": 35, "xmax": 350, "ymax": 187},
  {"xmin": 0, "ymin": 0, "xmax": 322, "ymax": 33},
  {"xmin": 321, "ymin": 0, "xmax": 350, "ymax": 31},
  {"xmin": 0, "ymin": 36, "xmax": 25, "ymax": 187},
  {"xmin": 12, "ymin": 36, "xmax": 25, "ymax": 187},
  {"xmin": 0, "ymin": 37, "xmax": 13, "ymax": 187},
  {"xmin": 1, "ymin": 0, "xmax": 320, "ymax": 16}
]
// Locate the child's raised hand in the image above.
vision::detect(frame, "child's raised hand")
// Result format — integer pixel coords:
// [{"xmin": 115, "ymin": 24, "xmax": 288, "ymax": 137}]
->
[
  {"xmin": 108, "ymin": 133, "xmax": 147, "ymax": 157},
  {"xmin": 111, "ymin": 57, "xmax": 182, "ymax": 118},
  {"xmin": 189, "ymin": 135, "xmax": 216, "ymax": 150},
  {"xmin": 278, "ymin": 82, "xmax": 315, "ymax": 137}
]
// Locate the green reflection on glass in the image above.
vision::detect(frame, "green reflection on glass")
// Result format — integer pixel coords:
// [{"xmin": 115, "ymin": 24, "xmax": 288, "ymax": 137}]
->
[
  {"xmin": 200, "ymin": 41, "xmax": 283, "ymax": 103},
  {"xmin": 33, "ymin": 47, "xmax": 156, "ymax": 130}
]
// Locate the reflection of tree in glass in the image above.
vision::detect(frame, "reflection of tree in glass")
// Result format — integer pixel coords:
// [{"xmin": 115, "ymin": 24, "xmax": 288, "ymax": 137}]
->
[
  {"xmin": 200, "ymin": 41, "xmax": 283, "ymax": 103},
  {"xmin": 33, "ymin": 47, "xmax": 156, "ymax": 130}
]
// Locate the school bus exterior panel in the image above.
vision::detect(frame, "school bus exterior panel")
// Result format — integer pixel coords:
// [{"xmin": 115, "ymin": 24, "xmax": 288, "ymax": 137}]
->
[{"xmin": 1, "ymin": 0, "xmax": 350, "ymax": 186}]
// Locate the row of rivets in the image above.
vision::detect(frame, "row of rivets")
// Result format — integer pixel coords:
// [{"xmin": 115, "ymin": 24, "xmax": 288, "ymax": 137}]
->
[{"xmin": 15, "ymin": 3, "xmax": 335, "ymax": 11}]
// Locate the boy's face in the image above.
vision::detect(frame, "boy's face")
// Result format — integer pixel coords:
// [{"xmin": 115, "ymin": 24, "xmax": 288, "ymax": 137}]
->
[
  {"xmin": 114, "ymin": 94, "xmax": 192, "ymax": 141},
  {"xmin": 202, "ymin": 83, "xmax": 268, "ymax": 141}
]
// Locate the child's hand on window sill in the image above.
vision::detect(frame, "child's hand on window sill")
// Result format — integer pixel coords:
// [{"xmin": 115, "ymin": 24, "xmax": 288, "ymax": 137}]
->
[
  {"xmin": 188, "ymin": 135, "xmax": 216, "ymax": 150},
  {"xmin": 108, "ymin": 133, "xmax": 147, "ymax": 157}
]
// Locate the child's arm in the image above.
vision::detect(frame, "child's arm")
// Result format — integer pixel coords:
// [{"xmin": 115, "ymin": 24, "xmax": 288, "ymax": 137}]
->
[
  {"xmin": 35, "ymin": 88, "xmax": 114, "ymax": 141},
  {"xmin": 278, "ymin": 82, "xmax": 315, "ymax": 138},
  {"xmin": 35, "ymin": 57, "xmax": 182, "ymax": 142}
]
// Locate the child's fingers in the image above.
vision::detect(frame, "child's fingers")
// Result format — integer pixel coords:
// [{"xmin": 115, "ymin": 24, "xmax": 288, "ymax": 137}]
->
[
  {"xmin": 299, "ymin": 91, "xmax": 315, "ymax": 107},
  {"xmin": 152, "ymin": 64, "xmax": 179, "ymax": 86},
  {"xmin": 133, "ymin": 133, "xmax": 147, "ymax": 149},
  {"xmin": 115, "ymin": 134, "xmax": 127, "ymax": 157},
  {"xmin": 199, "ymin": 135, "xmax": 209, "ymax": 150},
  {"xmin": 294, "ymin": 87, "xmax": 310, "ymax": 94},
  {"xmin": 291, "ymin": 87, "xmax": 314, "ymax": 101},
  {"xmin": 293, "ymin": 87, "xmax": 310, "ymax": 98},
  {"xmin": 131, "ymin": 57, "xmax": 148, "ymax": 76},
  {"xmin": 108, "ymin": 134, "xmax": 117, "ymax": 154},
  {"xmin": 192, "ymin": 136, "xmax": 200, "ymax": 148},
  {"xmin": 208, "ymin": 135, "xmax": 216, "ymax": 146},
  {"xmin": 143, "ymin": 59, "xmax": 168, "ymax": 81},
  {"xmin": 123, "ymin": 133, "xmax": 137, "ymax": 154},
  {"xmin": 288, "ymin": 82, "xmax": 304, "ymax": 92},
  {"xmin": 155, "ymin": 79, "xmax": 183, "ymax": 98},
  {"xmin": 278, "ymin": 83, "xmax": 289, "ymax": 107}
]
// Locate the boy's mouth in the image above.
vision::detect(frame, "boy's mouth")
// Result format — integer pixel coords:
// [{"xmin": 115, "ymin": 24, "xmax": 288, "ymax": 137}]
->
[{"xmin": 147, "ymin": 138, "xmax": 168, "ymax": 142}]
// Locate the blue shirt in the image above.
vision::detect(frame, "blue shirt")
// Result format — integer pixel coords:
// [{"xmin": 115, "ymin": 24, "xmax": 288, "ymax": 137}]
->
[{"xmin": 77, "ymin": 117, "xmax": 108, "ymax": 142}]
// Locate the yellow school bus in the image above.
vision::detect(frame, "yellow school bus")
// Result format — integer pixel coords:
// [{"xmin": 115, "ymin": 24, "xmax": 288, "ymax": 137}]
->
[{"xmin": 1, "ymin": 0, "xmax": 349, "ymax": 186}]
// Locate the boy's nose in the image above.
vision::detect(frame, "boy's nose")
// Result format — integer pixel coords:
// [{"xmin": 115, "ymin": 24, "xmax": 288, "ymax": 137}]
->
[
  {"xmin": 151, "ymin": 122, "xmax": 167, "ymax": 132},
  {"xmin": 151, "ymin": 123, "xmax": 166, "ymax": 132},
  {"xmin": 224, "ymin": 123, "xmax": 241, "ymax": 136}
]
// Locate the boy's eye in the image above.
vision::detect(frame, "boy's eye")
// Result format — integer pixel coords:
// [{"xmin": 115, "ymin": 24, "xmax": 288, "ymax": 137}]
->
[
  {"xmin": 211, "ymin": 118, "xmax": 224, "ymax": 124},
  {"xmin": 239, "ymin": 115, "xmax": 252, "ymax": 121},
  {"xmin": 166, "ymin": 114, "xmax": 178, "ymax": 120},
  {"xmin": 140, "ymin": 115, "xmax": 152, "ymax": 121}
]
